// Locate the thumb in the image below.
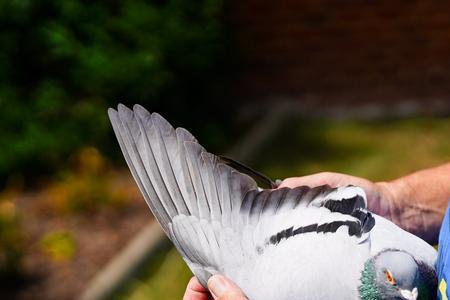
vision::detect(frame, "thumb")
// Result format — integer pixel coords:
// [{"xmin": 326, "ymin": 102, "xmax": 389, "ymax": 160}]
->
[{"xmin": 208, "ymin": 275, "xmax": 247, "ymax": 300}]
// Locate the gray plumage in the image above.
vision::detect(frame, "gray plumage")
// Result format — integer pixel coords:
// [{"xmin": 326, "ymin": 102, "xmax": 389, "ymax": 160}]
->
[{"xmin": 108, "ymin": 104, "xmax": 437, "ymax": 300}]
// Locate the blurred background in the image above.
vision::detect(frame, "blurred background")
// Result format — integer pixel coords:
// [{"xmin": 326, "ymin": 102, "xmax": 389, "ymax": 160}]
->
[{"xmin": 1, "ymin": 1, "xmax": 450, "ymax": 299}]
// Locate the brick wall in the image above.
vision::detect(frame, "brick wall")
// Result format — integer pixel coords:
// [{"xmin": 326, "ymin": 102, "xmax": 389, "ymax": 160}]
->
[{"xmin": 228, "ymin": 1, "xmax": 450, "ymax": 106}]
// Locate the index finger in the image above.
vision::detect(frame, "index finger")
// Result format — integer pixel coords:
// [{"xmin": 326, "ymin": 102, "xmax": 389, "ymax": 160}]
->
[
  {"xmin": 183, "ymin": 277, "xmax": 211, "ymax": 300},
  {"xmin": 278, "ymin": 173, "xmax": 340, "ymax": 189}
]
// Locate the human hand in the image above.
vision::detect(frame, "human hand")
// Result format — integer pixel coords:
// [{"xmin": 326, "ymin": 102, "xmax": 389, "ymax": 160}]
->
[
  {"xmin": 278, "ymin": 170, "xmax": 446, "ymax": 244},
  {"xmin": 279, "ymin": 172, "xmax": 394, "ymax": 219},
  {"xmin": 183, "ymin": 275, "xmax": 247, "ymax": 300}
]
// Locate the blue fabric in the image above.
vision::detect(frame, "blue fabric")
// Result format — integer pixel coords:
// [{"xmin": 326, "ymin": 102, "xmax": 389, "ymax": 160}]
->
[{"xmin": 437, "ymin": 202, "xmax": 450, "ymax": 299}]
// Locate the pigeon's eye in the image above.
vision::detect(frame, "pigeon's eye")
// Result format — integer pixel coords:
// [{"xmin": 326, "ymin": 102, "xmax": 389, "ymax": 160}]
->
[{"xmin": 384, "ymin": 270, "xmax": 396, "ymax": 285}]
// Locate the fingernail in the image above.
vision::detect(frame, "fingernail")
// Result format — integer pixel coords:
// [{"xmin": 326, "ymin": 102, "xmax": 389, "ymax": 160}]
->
[{"xmin": 208, "ymin": 275, "xmax": 229, "ymax": 298}]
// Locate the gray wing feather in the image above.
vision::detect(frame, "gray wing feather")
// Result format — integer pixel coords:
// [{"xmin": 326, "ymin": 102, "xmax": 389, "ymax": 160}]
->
[
  {"xmin": 108, "ymin": 104, "xmax": 376, "ymax": 288},
  {"xmin": 260, "ymin": 188, "xmax": 287, "ymax": 219},
  {"xmin": 176, "ymin": 128, "xmax": 200, "ymax": 215},
  {"xmin": 218, "ymin": 163, "xmax": 233, "ymax": 227},
  {"xmin": 229, "ymin": 170, "xmax": 256, "ymax": 229},
  {"xmin": 132, "ymin": 108, "xmax": 180, "ymax": 219},
  {"xmin": 172, "ymin": 215, "xmax": 239, "ymax": 285},
  {"xmin": 139, "ymin": 110, "xmax": 190, "ymax": 214},
  {"xmin": 109, "ymin": 104, "xmax": 202, "ymax": 234},
  {"xmin": 109, "ymin": 106, "xmax": 173, "ymax": 232},
  {"xmin": 201, "ymin": 152, "xmax": 222, "ymax": 221},
  {"xmin": 239, "ymin": 189, "xmax": 257, "ymax": 226},
  {"xmin": 183, "ymin": 141, "xmax": 212, "ymax": 220},
  {"xmin": 248, "ymin": 190, "xmax": 271, "ymax": 226}
]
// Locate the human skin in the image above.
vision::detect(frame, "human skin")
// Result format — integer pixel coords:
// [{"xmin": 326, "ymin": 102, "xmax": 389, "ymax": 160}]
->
[
  {"xmin": 279, "ymin": 163, "xmax": 450, "ymax": 244},
  {"xmin": 184, "ymin": 163, "xmax": 450, "ymax": 299},
  {"xmin": 183, "ymin": 275, "xmax": 247, "ymax": 300}
]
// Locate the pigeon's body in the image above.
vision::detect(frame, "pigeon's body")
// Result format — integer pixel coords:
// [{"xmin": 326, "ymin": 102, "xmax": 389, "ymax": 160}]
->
[
  {"xmin": 109, "ymin": 104, "xmax": 437, "ymax": 300},
  {"xmin": 239, "ymin": 223, "xmax": 369, "ymax": 299}
]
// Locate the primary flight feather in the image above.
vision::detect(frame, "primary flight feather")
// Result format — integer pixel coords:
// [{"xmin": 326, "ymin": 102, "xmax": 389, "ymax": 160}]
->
[{"xmin": 108, "ymin": 104, "xmax": 437, "ymax": 300}]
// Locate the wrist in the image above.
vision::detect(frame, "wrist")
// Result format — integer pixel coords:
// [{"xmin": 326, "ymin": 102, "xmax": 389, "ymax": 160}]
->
[
  {"xmin": 373, "ymin": 180, "xmax": 407, "ymax": 224},
  {"xmin": 376, "ymin": 176, "xmax": 443, "ymax": 244}
]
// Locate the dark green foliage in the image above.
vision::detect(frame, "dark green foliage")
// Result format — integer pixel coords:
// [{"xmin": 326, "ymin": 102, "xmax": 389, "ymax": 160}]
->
[{"xmin": 0, "ymin": 0, "xmax": 227, "ymax": 182}]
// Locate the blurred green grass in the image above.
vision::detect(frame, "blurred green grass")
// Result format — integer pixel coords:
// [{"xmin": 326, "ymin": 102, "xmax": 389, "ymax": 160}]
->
[
  {"xmin": 113, "ymin": 241, "xmax": 192, "ymax": 300},
  {"xmin": 115, "ymin": 116, "xmax": 450, "ymax": 299},
  {"xmin": 252, "ymin": 117, "xmax": 450, "ymax": 181}
]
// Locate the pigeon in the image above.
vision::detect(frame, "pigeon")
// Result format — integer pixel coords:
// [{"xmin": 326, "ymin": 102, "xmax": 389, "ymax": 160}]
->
[{"xmin": 108, "ymin": 104, "xmax": 438, "ymax": 300}]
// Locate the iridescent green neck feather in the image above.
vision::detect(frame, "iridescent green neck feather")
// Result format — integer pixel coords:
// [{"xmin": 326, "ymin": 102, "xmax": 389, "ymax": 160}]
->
[{"xmin": 359, "ymin": 261, "xmax": 381, "ymax": 300}]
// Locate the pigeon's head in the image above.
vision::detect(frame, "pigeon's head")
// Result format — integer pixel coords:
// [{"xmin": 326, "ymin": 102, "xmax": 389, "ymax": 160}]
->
[{"xmin": 359, "ymin": 249, "xmax": 437, "ymax": 300}]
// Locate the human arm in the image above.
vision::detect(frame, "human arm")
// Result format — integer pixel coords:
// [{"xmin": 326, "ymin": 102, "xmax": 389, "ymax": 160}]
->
[
  {"xmin": 183, "ymin": 275, "xmax": 247, "ymax": 300},
  {"xmin": 279, "ymin": 163, "xmax": 450, "ymax": 244}
]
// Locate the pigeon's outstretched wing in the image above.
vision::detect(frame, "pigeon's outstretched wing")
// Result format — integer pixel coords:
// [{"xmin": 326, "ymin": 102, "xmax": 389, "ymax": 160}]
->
[{"xmin": 108, "ymin": 104, "xmax": 375, "ymax": 287}]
